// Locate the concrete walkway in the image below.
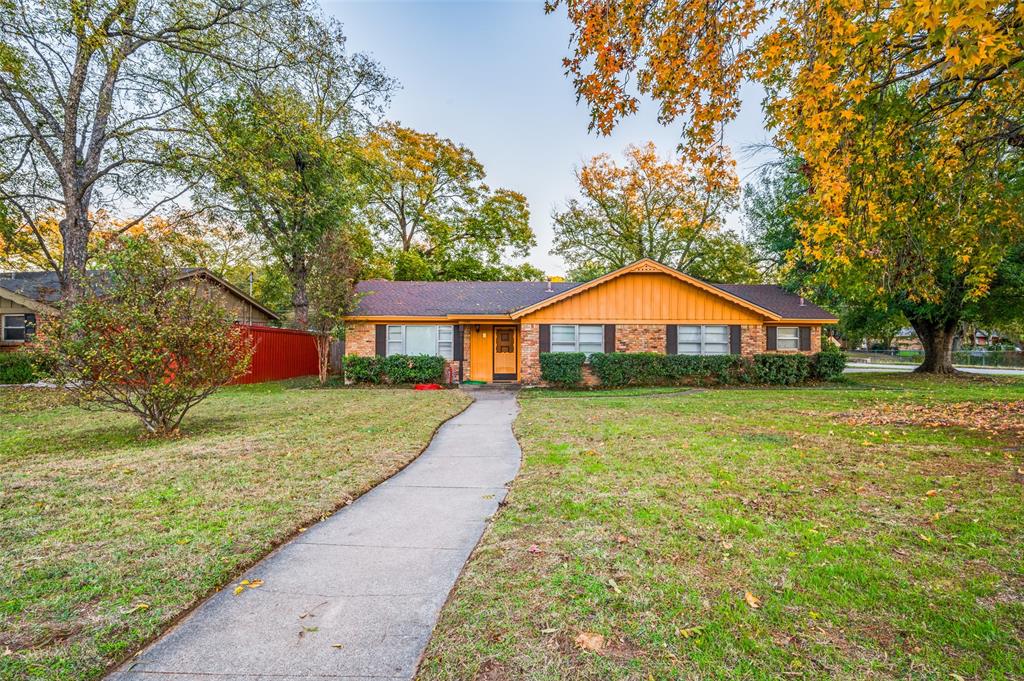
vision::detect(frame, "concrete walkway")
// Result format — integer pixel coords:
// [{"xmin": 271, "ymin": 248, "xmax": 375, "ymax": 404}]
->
[{"xmin": 109, "ymin": 390, "xmax": 521, "ymax": 681}]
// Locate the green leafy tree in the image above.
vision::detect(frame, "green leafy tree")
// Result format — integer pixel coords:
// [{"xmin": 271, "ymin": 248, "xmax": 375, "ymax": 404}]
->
[
  {"xmin": 180, "ymin": 17, "xmax": 393, "ymax": 327},
  {"xmin": 552, "ymin": 143, "xmax": 738, "ymax": 276},
  {"xmin": 357, "ymin": 123, "xmax": 535, "ymax": 280},
  {"xmin": 684, "ymin": 231, "xmax": 763, "ymax": 284},
  {"xmin": 36, "ymin": 238, "xmax": 253, "ymax": 435},
  {"xmin": 0, "ymin": 0, "xmax": 300, "ymax": 299}
]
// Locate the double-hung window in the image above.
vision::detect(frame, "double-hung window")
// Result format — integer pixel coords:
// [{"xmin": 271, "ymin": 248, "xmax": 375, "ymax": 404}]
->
[
  {"xmin": 776, "ymin": 326, "xmax": 800, "ymax": 351},
  {"xmin": 1, "ymin": 314, "xmax": 26, "ymax": 342},
  {"xmin": 550, "ymin": 324, "xmax": 604, "ymax": 355},
  {"xmin": 677, "ymin": 325, "xmax": 731, "ymax": 355},
  {"xmin": 386, "ymin": 325, "xmax": 454, "ymax": 360}
]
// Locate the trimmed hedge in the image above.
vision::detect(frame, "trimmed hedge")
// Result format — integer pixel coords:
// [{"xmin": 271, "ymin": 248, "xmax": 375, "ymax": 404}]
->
[
  {"xmin": 752, "ymin": 353, "xmax": 811, "ymax": 385},
  {"xmin": 0, "ymin": 351, "xmax": 39, "ymax": 384},
  {"xmin": 539, "ymin": 352, "xmax": 585, "ymax": 386},
  {"xmin": 344, "ymin": 354, "xmax": 446, "ymax": 384},
  {"xmin": 588, "ymin": 352, "xmax": 752, "ymax": 386},
  {"xmin": 812, "ymin": 343, "xmax": 847, "ymax": 380},
  {"xmin": 541, "ymin": 350, "xmax": 843, "ymax": 387}
]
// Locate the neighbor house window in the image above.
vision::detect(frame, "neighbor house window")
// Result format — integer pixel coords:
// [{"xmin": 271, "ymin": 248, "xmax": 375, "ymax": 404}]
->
[
  {"xmin": 2, "ymin": 314, "xmax": 26, "ymax": 342},
  {"xmin": 678, "ymin": 325, "xmax": 730, "ymax": 355},
  {"xmin": 550, "ymin": 324, "xmax": 604, "ymax": 355},
  {"xmin": 776, "ymin": 326, "xmax": 800, "ymax": 351},
  {"xmin": 386, "ymin": 325, "xmax": 454, "ymax": 360}
]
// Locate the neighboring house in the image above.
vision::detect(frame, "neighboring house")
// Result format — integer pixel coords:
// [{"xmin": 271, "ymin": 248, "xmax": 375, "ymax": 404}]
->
[
  {"xmin": 344, "ymin": 258, "xmax": 838, "ymax": 385},
  {"xmin": 0, "ymin": 268, "xmax": 279, "ymax": 352}
]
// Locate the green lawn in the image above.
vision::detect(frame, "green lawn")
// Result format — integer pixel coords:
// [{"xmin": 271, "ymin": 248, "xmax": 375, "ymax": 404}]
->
[
  {"xmin": 419, "ymin": 374, "xmax": 1024, "ymax": 680},
  {"xmin": 0, "ymin": 381, "xmax": 470, "ymax": 680}
]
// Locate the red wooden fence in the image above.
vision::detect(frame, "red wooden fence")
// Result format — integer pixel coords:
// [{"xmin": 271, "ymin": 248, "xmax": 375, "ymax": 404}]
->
[{"xmin": 232, "ymin": 324, "xmax": 319, "ymax": 384}]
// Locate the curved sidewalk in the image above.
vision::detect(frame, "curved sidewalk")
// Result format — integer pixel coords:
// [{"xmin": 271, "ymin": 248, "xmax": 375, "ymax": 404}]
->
[{"xmin": 109, "ymin": 390, "xmax": 521, "ymax": 681}]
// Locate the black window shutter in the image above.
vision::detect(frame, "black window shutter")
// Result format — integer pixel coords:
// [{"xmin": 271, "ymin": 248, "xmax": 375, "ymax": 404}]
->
[
  {"xmin": 730, "ymin": 325, "xmax": 741, "ymax": 355},
  {"xmin": 604, "ymin": 324, "xmax": 616, "ymax": 353},
  {"xmin": 539, "ymin": 324, "xmax": 550, "ymax": 353},
  {"xmin": 766, "ymin": 326, "xmax": 778, "ymax": 351},
  {"xmin": 374, "ymin": 324, "xmax": 387, "ymax": 356},
  {"xmin": 453, "ymin": 325, "xmax": 464, "ymax": 361},
  {"xmin": 799, "ymin": 326, "xmax": 811, "ymax": 351},
  {"xmin": 24, "ymin": 313, "xmax": 36, "ymax": 339},
  {"xmin": 665, "ymin": 325, "xmax": 678, "ymax": 355}
]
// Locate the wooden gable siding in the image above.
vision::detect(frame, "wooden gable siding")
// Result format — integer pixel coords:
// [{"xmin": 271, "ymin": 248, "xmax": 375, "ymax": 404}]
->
[
  {"xmin": 519, "ymin": 272, "xmax": 766, "ymax": 324},
  {"xmin": 0, "ymin": 294, "xmax": 35, "ymax": 315}
]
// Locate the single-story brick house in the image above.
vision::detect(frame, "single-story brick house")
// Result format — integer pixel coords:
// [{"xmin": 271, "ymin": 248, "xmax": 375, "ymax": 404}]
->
[
  {"xmin": 345, "ymin": 258, "xmax": 838, "ymax": 384},
  {"xmin": 0, "ymin": 268, "xmax": 279, "ymax": 352}
]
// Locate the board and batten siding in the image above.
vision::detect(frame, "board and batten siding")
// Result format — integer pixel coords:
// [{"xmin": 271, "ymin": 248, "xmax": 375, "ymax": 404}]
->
[{"xmin": 518, "ymin": 272, "xmax": 765, "ymax": 324}]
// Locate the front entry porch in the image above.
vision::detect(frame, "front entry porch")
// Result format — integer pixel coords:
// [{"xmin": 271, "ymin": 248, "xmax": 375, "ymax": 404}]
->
[{"xmin": 466, "ymin": 323, "xmax": 520, "ymax": 383}]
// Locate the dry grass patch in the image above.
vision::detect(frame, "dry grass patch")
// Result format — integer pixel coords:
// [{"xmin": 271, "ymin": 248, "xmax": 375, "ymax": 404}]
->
[{"xmin": 0, "ymin": 380, "xmax": 469, "ymax": 680}]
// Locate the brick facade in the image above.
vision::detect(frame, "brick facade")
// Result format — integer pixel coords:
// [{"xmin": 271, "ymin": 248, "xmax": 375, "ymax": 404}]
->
[
  {"xmin": 741, "ymin": 324, "xmax": 766, "ymax": 356},
  {"xmin": 614, "ymin": 324, "xmax": 667, "ymax": 353},
  {"xmin": 520, "ymin": 323, "xmax": 541, "ymax": 384},
  {"xmin": 345, "ymin": 321, "xmax": 376, "ymax": 357},
  {"xmin": 346, "ymin": 320, "xmax": 823, "ymax": 385}
]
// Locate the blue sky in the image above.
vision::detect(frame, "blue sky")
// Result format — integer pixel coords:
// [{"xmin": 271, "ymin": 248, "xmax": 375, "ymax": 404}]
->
[{"xmin": 322, "ymin": 0, "xmax": 772, "ymax": 276}]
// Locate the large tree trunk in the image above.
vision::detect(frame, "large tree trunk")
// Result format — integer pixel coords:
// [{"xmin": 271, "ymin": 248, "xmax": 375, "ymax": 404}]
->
[
  {"xmin": 289, "ymin": 263, "xmax": 309, "ymax": 330},
  {"xmin": 59, "ymin": 208, "xmax": 91, "ymax": 302},
  {"xmin": 908, "ymin": 316, "xmax": 959, "ymax": 374}
]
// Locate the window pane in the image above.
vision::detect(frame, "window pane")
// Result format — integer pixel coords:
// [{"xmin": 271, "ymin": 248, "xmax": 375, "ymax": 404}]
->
[
  {"xmin": 386, "ymin": 326, "xmax": 404, "ymax": 356},
  {"xmin": 704, "ymin": 326, "xmax": 729, "ymax": 343},
  {"xmin": 551, "ymin": 325, "xmax": 576, "ymax": 344},
  {"xmin": 550, "ymin": 342, "xmax": 577, "ymax": 353},
  {"xmin": 679, "ymin": 325, "xmax": 701, "ymax": 342},
  {"xmin": 405, "ymin": 326, "xmax": 437, "ymax": 356},
  {"xmin": 679, "ymin": 342, "xmax": 702, "ymax": 355},
  {"xmin": 704, "ymin": 342, "xmax": 730, "ymax": 355},
  {"xmin": 4, "ymin": 315, "xmax": 26, "ymax": 342},
  {"xmin": 777, "ymin": 327, "xmax": 799, "ymax": 350},
  {"xmin": 578, "ymin": 325, "xmax": 603, "ymax": 343},
  {"xmin": 437, "ymin": 326, "xmax": 454, "ymax": 360}
]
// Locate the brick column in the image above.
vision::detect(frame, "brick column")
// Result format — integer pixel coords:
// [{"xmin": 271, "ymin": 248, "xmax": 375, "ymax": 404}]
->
[{"xmin": 520, "ymin": 323, "xmax": 541, "ymax": 384}]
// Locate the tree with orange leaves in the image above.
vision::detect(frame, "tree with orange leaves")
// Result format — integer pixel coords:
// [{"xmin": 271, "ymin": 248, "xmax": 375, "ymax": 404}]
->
[{"xmin": 550, "ymin": 0, "xmax": 1024, "ymax": 372}]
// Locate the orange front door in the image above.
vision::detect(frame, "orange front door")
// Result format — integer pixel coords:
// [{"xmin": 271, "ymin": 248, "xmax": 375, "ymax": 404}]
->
[{"xmin": 493, "ymin": 326, "xmax": 517, "ymax": 381}]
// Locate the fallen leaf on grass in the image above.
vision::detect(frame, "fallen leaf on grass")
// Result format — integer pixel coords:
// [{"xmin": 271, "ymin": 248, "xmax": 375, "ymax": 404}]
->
[
  {"xmin": 528, "ymin": 544, "xmax": 542, "ymax": 554},
  {"xmin": 918, "ymin": 533, "xmax": 933, "ymax": 543},
  {"xmin": 677, "ymin": 625, "xmax": 702, "ymax": 638},
  {"xmin": 574, "ymin": 631, "xmax": 605, "ymax": 652},
  {"xmin": 744, "ymin": 591, "xmax": 762, "ymax": 609},
  {"xmin": 608, "ymin": 578, "xmax": 622, "ymax": 594},
  {"xmin": 925, "ymin": 489, "xmax": 938, "ymax": 497},
  {"xmin": 120, "ymin": 602, "xmax": 150, "ymax": 615},
  {"xmin": 540, "ymin": 627, "xmax": 560, "ymax": 634}
]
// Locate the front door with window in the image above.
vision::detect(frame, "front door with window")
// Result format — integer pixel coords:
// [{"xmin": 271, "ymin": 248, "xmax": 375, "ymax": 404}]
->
[{"xmin": 492, "ymin": 326, "xmax": 517, "ymax": 381}]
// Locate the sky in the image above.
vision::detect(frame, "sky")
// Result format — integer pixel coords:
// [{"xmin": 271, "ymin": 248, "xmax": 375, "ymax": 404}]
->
[{"xmin": 322, "ymin": 0, "xmax": 773, "ymax": 276}]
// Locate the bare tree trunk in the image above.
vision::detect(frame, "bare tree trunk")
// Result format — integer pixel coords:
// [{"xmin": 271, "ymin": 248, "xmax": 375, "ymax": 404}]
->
[
  {"xmin": 315, "ymin": 334, "xmax": 331, "ymax": 385},
  {"xmin": 59, "ymin": 207, "xmax": 91, "ymax": 301},
  {"xmin": 289, "ymin": 262, "xmax": 309, "ymax": 330},
  {"xmin": 909, "ymin": 316, "xmax": 959, "ymax": 374}
]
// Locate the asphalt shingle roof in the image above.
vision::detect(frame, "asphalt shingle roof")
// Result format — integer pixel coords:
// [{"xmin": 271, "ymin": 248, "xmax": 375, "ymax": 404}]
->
[
  {"xmin": 0, "ymin": 271, "xmax": 68, "ymax": 304},
  {"xmin": 353, "ymin": 277, "xmax": 835, "ymax": 320},
  {"xmin": 712, "ymin": 284, "xmax": 835, "ymax": 320},
  {"xmin": 353, "ymin": 280, "xmax": 582, "ymax": 316}
]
